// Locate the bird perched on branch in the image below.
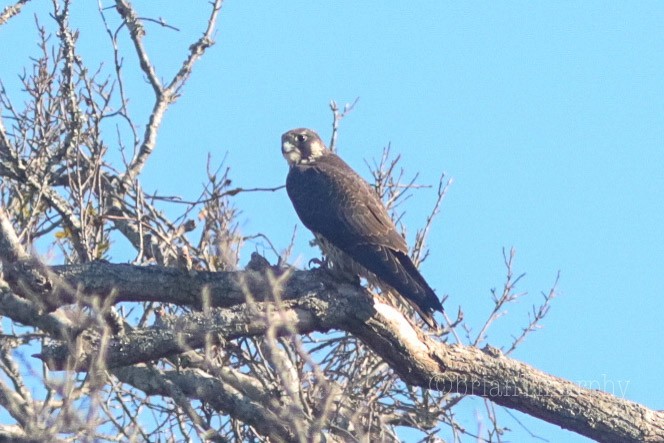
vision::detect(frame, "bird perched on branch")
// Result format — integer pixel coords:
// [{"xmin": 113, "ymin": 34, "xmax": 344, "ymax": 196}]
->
[{"xmin": 281, "ymin": 128, "xmax": 443, "ymax": 329}]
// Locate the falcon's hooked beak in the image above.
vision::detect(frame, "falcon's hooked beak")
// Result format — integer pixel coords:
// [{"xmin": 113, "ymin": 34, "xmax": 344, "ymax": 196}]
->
[{"xmin": 281, "ymin": 128, "xmax": 326, "ymax": 166}]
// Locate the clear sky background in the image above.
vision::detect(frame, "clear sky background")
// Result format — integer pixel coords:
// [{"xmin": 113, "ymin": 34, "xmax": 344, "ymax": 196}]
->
[{"xmin": 1, "ymin": 1, "xmax": 663, "ymax": 442}]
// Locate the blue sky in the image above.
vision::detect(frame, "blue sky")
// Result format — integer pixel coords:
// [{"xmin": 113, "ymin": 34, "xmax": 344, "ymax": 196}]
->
[{"xmin": 1, "ymin": 1, "xmax": 663, "ymax": 441}]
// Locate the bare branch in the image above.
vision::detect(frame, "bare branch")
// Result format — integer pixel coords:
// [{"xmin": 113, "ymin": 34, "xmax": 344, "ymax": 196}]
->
[
  {"xmin": 117, "ymin": 0, "xmax": 223, "ymax": 187},
  {"xmin": 504, "ymin": 271, "xmax": 560, "ymax": 355},
  {"xmin": 472, "ymin": 247, "xmax": 527, "ymax": 347},
  {"xmin": 0, "ymin": 425, "xmax": 66, "ymax": 443},
  {"xmin": 113, "ymin": 365, "xmax": 298, "ymax": 442},
  {"xmin": 411, "ymin": 173, "xmax": 453, "ymax": 267},
  {"xmin": 29, "ymin": 262, "xmax": 663, "ymax": 443},
  {"xmin": 149, "ymin": 184, "xmax": 285, "ymax": 206},
  {"xmin": 0, "ymin": 208, "xmax": 54, "ymax": 308},
  {"xmin": 0, "ymin": 0, "xmax": 30, "ymax": 26},
  {"xmin": 328, "ymin": 97, "xmax": 359, "ymax": 152},
  {"xmin": 113, "ymin": 0, "xmax": 162, "ymax": 94}
]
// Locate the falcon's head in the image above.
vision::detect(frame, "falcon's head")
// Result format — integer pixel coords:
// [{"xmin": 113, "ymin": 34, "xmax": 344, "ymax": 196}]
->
[{"xmin": 281, "ymin": 128, "xmax": 327, "ymax": 166}]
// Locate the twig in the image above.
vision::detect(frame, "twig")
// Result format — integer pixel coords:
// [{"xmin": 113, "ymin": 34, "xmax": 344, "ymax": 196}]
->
[
  {"xmin": 148, "ymin": 185, "xmax": 285, "ymax": 206},
  {"xmin": 472, "ymin": 247, "xmax": 526, "ymax": 347},
  {"xmin": 411, "ymin": 173, "xmax": 452, "ymax": 267},
  {"xmin": 504, "ymin": 271, "xmax": 559, "ymax": 355},
  {"xmin": 328, "ymin": 97, "xmax": 359, "ymax": 152}
]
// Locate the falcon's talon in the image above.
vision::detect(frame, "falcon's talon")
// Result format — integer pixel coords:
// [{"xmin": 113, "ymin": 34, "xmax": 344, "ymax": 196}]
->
[
  {"xmin": 308, "ymin": 256, "xmax": 328, "ymax": 269},
  {"xmin": 282, "ymin": 128, "xmax": 444, "ymax": 329}
]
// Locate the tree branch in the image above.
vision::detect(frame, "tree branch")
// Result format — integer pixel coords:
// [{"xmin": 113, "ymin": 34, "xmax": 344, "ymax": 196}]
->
[
  {"xmin": 115, "ymin": 0, "xmax": 223, "ymax": 188},
  {"xmin": 113, "ymin": 365, "xmax": 298, "ymax": 443},
  {"xmin": 0, "ymin": 0, "xmax": 30, "ymax": 27},
  {"xmin": 25, "ymin": 261, "xmax": 664, "ymax": 443}
]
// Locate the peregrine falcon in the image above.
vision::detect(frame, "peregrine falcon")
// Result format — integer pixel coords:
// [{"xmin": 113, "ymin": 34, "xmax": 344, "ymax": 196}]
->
[{"xmin": 281, "ymin": 128, "xmax": 443, "ymax": 328}]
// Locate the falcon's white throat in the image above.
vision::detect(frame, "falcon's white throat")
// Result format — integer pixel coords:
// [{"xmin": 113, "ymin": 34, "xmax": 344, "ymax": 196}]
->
[{"xmin": 281, "ymin": 140, "xmax": 301, "ymax": 166}]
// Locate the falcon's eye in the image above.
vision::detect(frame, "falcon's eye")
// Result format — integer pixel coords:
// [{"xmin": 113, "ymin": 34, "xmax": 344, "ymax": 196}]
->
[{"xmin": 296, "ymin": 134, "xmax": 307, "ymax": 143}]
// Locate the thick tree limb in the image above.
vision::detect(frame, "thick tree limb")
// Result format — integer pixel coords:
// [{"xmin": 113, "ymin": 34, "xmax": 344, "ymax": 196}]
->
[
  {"xmin": 28, "ymin": 262, "xmax": 664, "ymax": 443},
  {"xmin": 38, "ymin": 296, "xmax": 317, "ymax": 370},
  {"xmin": 0, "ymin": 208, "xmax": 55, "ymax": 309},
  {"xmin": 0, "ymin": 286, "xmax": 73, "ymax": 338},
  {"xmin": 0, "ymin": 425, "xmax": 65, "ymax": 443},
  {"xmin": 51, "ymin": 261, "xmax": 319, "ymax": 307}
]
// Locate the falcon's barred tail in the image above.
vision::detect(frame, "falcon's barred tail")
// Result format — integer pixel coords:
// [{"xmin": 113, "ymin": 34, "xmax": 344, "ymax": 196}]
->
[{"xmin": 346, "ymin": 244, "xmax": 444, "ymax": 329}]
